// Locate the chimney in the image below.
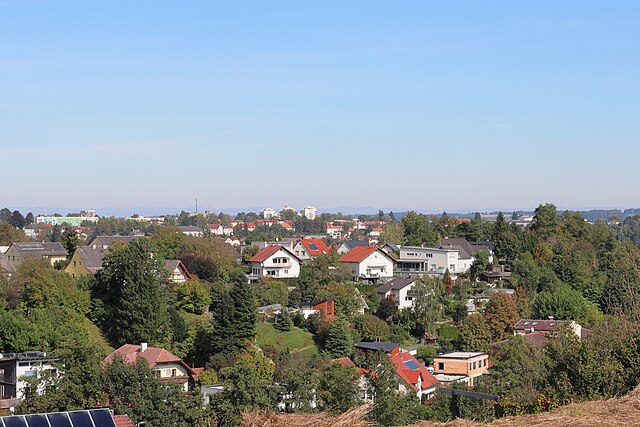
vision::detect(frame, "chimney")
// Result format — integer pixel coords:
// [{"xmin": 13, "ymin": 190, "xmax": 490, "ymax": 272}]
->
[{"xmin": 140, "ymin": 342, "xmax": 147, "ymax": 352}]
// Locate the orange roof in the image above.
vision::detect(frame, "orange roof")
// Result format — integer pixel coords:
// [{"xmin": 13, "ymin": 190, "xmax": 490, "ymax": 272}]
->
[
  {"xmin": 339, "ymin": 246, "xmax": 380, "ymax": 263},
  {"xmin": 332, "ymin": 357, "xmax": 356, "ymax": 368},
  {"xmin": 250, "ymin": 245, "xmax": 286, "ymax": 262},
  {"xmin": 113, "ymin": 415, "xmax": 135, "ymax": 427},
  {"xmin": 299, "ymin": 238, "xmax": 330, "ymax": 256},
  {"xmin": 391, "ymin": 352, "xmax": 438, "ymax": 391},
  {"xmin": 103, "ymin": 344, "xmax": 195, "ymax": 376}
]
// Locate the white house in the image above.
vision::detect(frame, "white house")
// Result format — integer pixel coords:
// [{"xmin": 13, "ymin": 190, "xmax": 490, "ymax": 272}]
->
[
  {"xmin": 0, "ymin": 351, "xmax": 59, "ymax": 411},
  {"xmin": 248, "ymin": 245, "xmax": 302, "ymax": 282},
  {"xmin": 207, "ymin": 224, "xmax": 224, "ymax": 235},
  {"xmin": 178, "ymin": 226, "xmax": 204, "ymax": 237},
  {"xmin": 292, "ymin": 238, "xmax": 331, "ymax": 262},
  {"xmin": 376, "ymin": 277, "xmax": 419, "ymax": 310},
  {"xmin": 395, "ymin": 245, "xmax": 470, "ymax": 278},
  {"xmin": 339, "ymin": 246, "xmax": 394, "ymax": 284}
]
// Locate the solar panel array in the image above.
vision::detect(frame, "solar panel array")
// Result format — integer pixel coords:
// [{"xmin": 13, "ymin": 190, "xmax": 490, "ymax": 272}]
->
[
  {"xmin": 0, "ymin": 409, "xmax": 117, "ymax": 427},
  {"xmin": 403, "ymin": 360, "xmax": 421, "ymax": 370}
]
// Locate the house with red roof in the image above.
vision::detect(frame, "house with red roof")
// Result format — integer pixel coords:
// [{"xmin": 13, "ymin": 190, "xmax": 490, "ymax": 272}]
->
[
  {"xmin": 332, "ymin": 352, "xmax": 438, "ymax": 403},
  {"xmin": 292, "ymin": 238, "xmax": 331, "ymax": 262},
  {"xmin": 248, "ymin": 245, "xmax": 302, "ymax": 282},
  {"xmin": 392, "ymin": 352, "xmax": 439, "ymax": 401},
  {"xmin": 339, "ymin": 246, "xmax": 394, "ymax": 284},
  {"xmin": 103, "ymin": 343, "xmax": 199, "ymax": 392}
]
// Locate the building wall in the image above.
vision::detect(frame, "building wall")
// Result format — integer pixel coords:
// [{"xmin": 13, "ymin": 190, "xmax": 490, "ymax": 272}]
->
[
  {"xmin": 293, "ymin": 242, "xmax": 312, "ymax": 261},
  {"xmin": 251, "ymin": 249, "xmax": 301, "ymax": 279},
  {"xmin": 64, "ymin": 252, "xmax": 92, "ymax": 278},
  {"xmin": 354, "ymin": 251, "xmax": 394, "ymax": 279},
  {"xmin": 433, "ymin": 355, "xmax": 489, "ymax": 378}
]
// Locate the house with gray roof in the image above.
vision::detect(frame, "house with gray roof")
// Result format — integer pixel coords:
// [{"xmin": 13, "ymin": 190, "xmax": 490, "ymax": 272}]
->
[{"xmin": 1, "ymin": 242, "xmax": 67, "ymax": 274}]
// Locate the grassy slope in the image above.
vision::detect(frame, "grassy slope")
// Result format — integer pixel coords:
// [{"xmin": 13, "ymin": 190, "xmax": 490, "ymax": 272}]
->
[
  {"xmin": 84, "ymin": 318, "xmax": 114, "ymax": 356},
  {"xmin": 255, "ymin": 322, "xmax": 319, "ymax": 355}
]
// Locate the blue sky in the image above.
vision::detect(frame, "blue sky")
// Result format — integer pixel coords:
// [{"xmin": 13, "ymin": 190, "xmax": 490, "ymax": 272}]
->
[{"xmin": 1, "ymin": 1, "xmax": 639, "ymax": 213}]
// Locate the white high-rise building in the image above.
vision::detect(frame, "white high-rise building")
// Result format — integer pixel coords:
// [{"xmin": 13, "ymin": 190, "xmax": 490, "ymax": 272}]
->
[
  {"xmin": 262, "ymin": 208, "xmax": 277, "ymax": 219},
  {"xmin": 302, "ymin": 206, "xmax": 317, "ymax": 220}
]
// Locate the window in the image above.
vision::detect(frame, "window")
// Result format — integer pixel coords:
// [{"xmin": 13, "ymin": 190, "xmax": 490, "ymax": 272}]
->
[
  {"xmin": 284, "ymin": 270, "xmax": 289, "ymax": 274},
  {"xmin": 405, "ymin": 296, "xmax": 413, "ymax": 301},
  {"xmin": 171, "ymin": 369, "xmax": 177, "ymax": 377},
  {"xmin": 73, "ymin": 260, "xmax": 76, "ymax": 267},
  {"xmin": 469, "ymin": 363, "xmax": 472, "ymax": 370},
  {"xmin": 450, "ymin": 264, "xmax": 456, "ymax": 271},
  {"xmin": 484, "ymin": 359, "xmax": 487, "ymax": 367},
  {"xmin": 473, "ymin": 361, "xmax": 477, "ymax": 370},
  {"xmin": 438, "ymin": 362, "xmax": 444, "ymax": 371}
]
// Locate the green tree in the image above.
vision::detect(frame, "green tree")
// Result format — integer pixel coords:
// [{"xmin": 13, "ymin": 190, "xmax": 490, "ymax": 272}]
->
[
  {"xmin": 241, "ymin": 245, "xmax": 260, "ymax": 263},
  {"xmin": 470, "ymin": 249, "xmax": 490, "ymax": 279},
  {"xmin": 9, "ymin": 210, "xmax": 26, "ymax": 229},
  {"xmin": 274, "ymin": 308, "xmax": 293, "ymax": 332},
  {"xmin": 0, "ymin": 221, "xmax": 25, "ymax": 245},
  {"xmin": 316, "ymin": 362, "xmax": 359, "ymax": 413},
  {"xmin": 401, "ymin": 211, "xmax": 438, "ymax": 246},
  {"xmin": 172, "ymin": 280, "xmax": 212, "ymax": 314},
  {"xmin": 533, "ymin": 284, "xmax": 602, "ymax": 325},
  {"xmin": 368, "ymin": 355, "xmax": 424, "ymax": 426},
  {"xmin": 324, "ymin": 318, "xmax": 356, "ymax": 358},
  {"xmin": 531, "ymin": 203, "xmax": 560, "ymax": 238},
  {"xmin": 354, "ymin": 314, "xmax": 391, "ymax": 342},
  {"xmin": 90, "ymin": 239, "xmax": 171, "ymax": 346},
  {"xmin": 458, "ymin": 315, "xmax": 492, "ymax": 352},
  {"xmin": 210, "ymin": 283, "xmax": 257, "ymax": 355},
  {"xmin": 376, "ymin": 298, "xmax": 398, "ymax": 321},
  {"xmin": 25, "ymin": 212, "xmax": 34, "ymax": 225},
  {"xmin": 60, "ymin": 229, "xmax": 80, "ymax": 257},
  {"xmin": 212, "ymin": 356, "xmax": 278, "ymax": 427}
]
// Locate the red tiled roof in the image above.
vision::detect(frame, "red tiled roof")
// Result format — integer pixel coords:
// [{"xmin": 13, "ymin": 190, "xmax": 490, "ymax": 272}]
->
[
  {"xmin": 332, "ymin": 357, "xmax": 356, "ymax": 368},
  {"xmin": 250, "ymin": 245, "xmax": 285, "ymax": 263},
  {"xmin": 299, "ymin": 238, "xmax": 330, "ymax": 256},
  {"xmin": 114, "ymin": 414, "xmax": 135, "ymax": 427},
  {"xmin": 339, "ymin": 246, "xmax": 380, "ymax": 263},
  {"xmin": 391, "ymin": 352, "xmax": 438, "ymax": 391},
  {"xmin": 103, "ymin": 344, "xmax": 195, "ymax": 375}
]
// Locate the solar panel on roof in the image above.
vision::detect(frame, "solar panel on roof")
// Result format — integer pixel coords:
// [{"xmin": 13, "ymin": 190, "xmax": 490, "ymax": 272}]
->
[
  {"xmin": 403, "ymin": 360, "xmax": 421, "ymax": 370},
  {"xmin": 89, "ymin": 409, "xmax": 117, "ymax": 427},
  {"xmin": 23, "ymin": 415, "xmax": 47, "ymax": 427},
  {"xmin": 46, "ymin": 413, "xmax": 73, "ymax": 427},
  {"xmin": 307, "ymin": 243, "xmax": 318, "ymax": 251},
  {"xmin": 68, "ymin": 411, "xmax": 93, "ymax": 427},
  {"xmin": 3, "ymin": 417, "xmax": 28, "ymax": 427}
]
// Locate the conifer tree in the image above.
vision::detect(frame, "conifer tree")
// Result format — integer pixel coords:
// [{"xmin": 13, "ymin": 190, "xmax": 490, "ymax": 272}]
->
[
  {"xmin": 91, "ymin": 239, "xmax": 171, "ymax": 346},
  {"xmin": 324, "ymin": 319, "xmax": 355, "ymax": 358}
]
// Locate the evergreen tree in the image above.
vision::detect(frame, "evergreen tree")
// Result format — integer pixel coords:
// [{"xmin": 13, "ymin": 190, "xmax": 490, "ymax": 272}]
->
[
  {"xmin": 25, "ymin": 212, "xmax": 34, "ymax": 226},
  {"xmin": 9, "ymin": 210, "xmax": 26, "ymax": 229},
  {"xmin": 90, "ymin": 239, "xmax": 171, "ymax": 346},
  {"xmin": 274, "ymin": 308, "xmax": 293, "ymax": 332},
  {"xmin": 324, "ymin": 319, "xmax": 355, "ymax": 358},
  {"xmin": 231, "ymin": 282, "xmax": 257, "ymax": 343},
  {"xmin": 210, "ymin": 283, "xmax": 257, "ymax": 354},
  {"xmin": 60, "ymin": 230, "xmax": 79, "ymax": 257}
]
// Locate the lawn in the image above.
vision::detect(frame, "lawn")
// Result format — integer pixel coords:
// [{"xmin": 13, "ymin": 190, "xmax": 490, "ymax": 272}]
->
[{"xmin": 255, "ymin": 322, "xmax": 319, "ymax": 355}]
